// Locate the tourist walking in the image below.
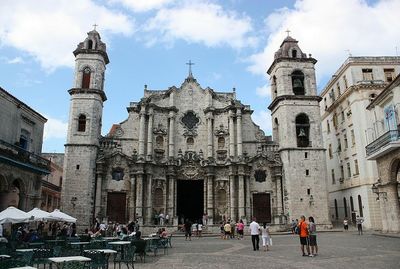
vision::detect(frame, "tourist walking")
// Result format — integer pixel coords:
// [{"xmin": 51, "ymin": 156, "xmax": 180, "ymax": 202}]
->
[
  {"xmin": 291, "ymin": 219, "xmax": 297, "ymax": 234},
  {"xmin": 308, "ymin": 216, "xmax": 318, "ymax": 257},
  {"xmin": 260, "ymin": 223, "xmax": 271, "ymax": 251},
  {"xmin": 197, "ymin": 222, "xmax": 202, "ymax": 238},
  {"xmin": 343, "ymin": 218, "xmax": 349, "ymax": 231},
  {"xmin": 184, "ymin": 219, "xmax": 192, "ymax": 241},
  {"xmin": 356, "ymin": 215, "xmax": 364, "ymax": 235},
  {"xmin": 249, "ymin": 217, "xmax": 260, "ymax": 251},
  {"xmin": 236, "ymin": 219, "xmax": 244, "ymax": 240},
  {"xmin": 298, "ymin": 215, "xmax": 310, "ymax": 256},
  {"xmin": 224, "ymin": 221, "xmax": 231, "ymax": 239}
]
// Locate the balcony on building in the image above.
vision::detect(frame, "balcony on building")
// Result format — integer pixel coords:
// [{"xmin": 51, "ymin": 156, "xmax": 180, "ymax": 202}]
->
[
  {"xmin": 0, "ymin": 138, "xmax": 50, "ymax": 174},
  {"xmin": 366, "ymin": 125, "xmax": 400, "ymax": 160}
]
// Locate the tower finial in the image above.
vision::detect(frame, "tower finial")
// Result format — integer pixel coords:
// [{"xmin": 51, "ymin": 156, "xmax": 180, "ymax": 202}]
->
[
  {"xmin": 93, "ymin": 23, "xmax": 98, "ymax": 31},
  {"xmin": 186, "ymin": 60, "xmax": 195, "ymax": 78},
  {"xmin": 285, "ymin": 29, "xmax": 291, "ymax": 37}
]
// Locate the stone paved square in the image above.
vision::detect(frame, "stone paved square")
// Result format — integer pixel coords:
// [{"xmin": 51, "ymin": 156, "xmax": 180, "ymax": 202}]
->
[{"xmin": 135, "ymin": 232, "xmax": 400, "ymax": 269}]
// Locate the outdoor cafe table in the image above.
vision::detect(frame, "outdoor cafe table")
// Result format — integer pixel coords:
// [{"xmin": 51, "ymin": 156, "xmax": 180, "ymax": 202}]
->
[
  {"xmin": 9, "ymin": 267, "xmax": 37, "ymax": 269},
  {"xmin": 103, "ymin": 237, "xmax": 119, "ymax": 241},
  {"xmin": 48, "ymin": 256, "xmax": 91, "ymax": 269},
  {"xmin": 15, "ymin": 249, "xmax": 36, "ymax": 252},
  {"xmin": 28, "ymin": 242, "xmax": 44, "ymax": 248},
  {"xmin": 84, "ymin": 249, "xmax": 117, "ymax": 269},
  {"xmin": 0, "ymin": 254, "xmax": 11, "ymax": 258},
  {"xmin": 69, "ymin": 241, "xmax": 90, "ymax": 253},
  {"xmin": 107, "ymin": 241, "xmax": 131, "ymax": 258}
]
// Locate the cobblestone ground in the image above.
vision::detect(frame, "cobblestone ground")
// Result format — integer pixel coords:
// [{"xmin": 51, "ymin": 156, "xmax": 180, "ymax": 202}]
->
[{"xmin": 132, "ymin": 232, "xmax": 400, "ymax": 269}]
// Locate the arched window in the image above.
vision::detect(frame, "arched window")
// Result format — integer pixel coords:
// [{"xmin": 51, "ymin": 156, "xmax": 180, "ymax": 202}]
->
[
  {"xmin": 155, "ymin": 136, "xmax": 164, "ymax": 149},
  {"xmin": 154, "ymin": 188, "xmax": 163, "ymax": 208},
  {"xmin": 291, "ymin": 70, "xmax": 305, "ymax": 95},
  {"xmin": 111, "ymin": 168, "xmax": 124, "ymax": 181},
  {"xmin": 272, "ymin": 76, "xmax": 277, "ymax": 97},
  {"xmin": 78, "ymin": 114, "xmax": 86, "ymax": 132},
  {"xmin": 217, "ymin": 137, "xmax": 225, "ymax": 149},
  {"xmin": 88, "ymin": 40, "xmax": 93, "ymax": 49},
  {"xmin": 343, "ymin": 197, "xmax": 348, "ymax": 218},
  {"xmin": 82, "ymin": 67, "xmax": 91, "ymax": 89},
  {"xmin": 334, "ymin": 199, "xmax": 338, "ymax": 220},
  {"xmin": 295, "ymin": 114, "xmax": 310, "ymax": 147},
  {"xmin": 292, "ymin": 49, "xmax": 297, "ymax": 58},
  {"xmin": 358, "ymin": 195, "xmax": 363, "ymax": 217}
]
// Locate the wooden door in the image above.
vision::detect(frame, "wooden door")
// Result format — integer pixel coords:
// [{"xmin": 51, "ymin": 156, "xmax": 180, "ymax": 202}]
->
[
  {"xmin": 253, "ymin": 193, "xmax": 271, "ymax": 223},
  {"xmin": 107, "ymin": 192, "xmax": 126, "ymax": 223}
]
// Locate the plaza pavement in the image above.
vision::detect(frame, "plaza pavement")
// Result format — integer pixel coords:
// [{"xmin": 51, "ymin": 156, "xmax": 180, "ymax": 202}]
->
[{"xmin": 134, "ymin": 231, "xmax": 400, "ymax": 269}]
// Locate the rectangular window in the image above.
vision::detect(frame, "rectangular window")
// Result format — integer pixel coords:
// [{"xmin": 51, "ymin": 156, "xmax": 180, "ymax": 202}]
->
[
  {"xmin": 341, "ymin": 110, "xmax": 345, "ymax": 122},
  {"xmin": 337, "ymin": 138, "xmax": 342, "ymax": 152},
  {"xmin": 337, "ymin": 82, "xmax": 341, "ymax": 96},
  {"xmin": 305, "ymin": 152, "xmax": 308, "ymax": 159},
  {"xmin": 362, "ymin": 68, "xmax": 373, "ymax": 81},
  {"xmin": 354, "ymin": 159, "xmax": 359, "ymax": 175},
  {"xmin": 350, "ymin": 130, "xmax": 356, "ymax": 146},
  {"xmin": 333, "ymin": 113, "xmax": 338, "ymax": 129},
  {"xmin": 328, "ymin": 144, "xmax": 333, "ymax": 159},
  {"xmin": 384, "ymin": 68, "xmax": 395, "ymax": 82},
  {"xmin": 306, "ymin": 169, "xmax": 309, "ymax": 176},
  {"xmin": 327, "ymin": 121, "xmax": 331, "ymax": 133},
  {"xmin": 331, "ymin": 169, "xmax": 335, "ymax": 184},
  {"xmin": 347, "ymin": 162, "xmax": 351, "ymax": 178},
  {"xmin": 340, "ymin": 165, "xmax": 344, "ymax": 180},
  {"xmin": 307, "ymin": 188, "xmax": 311, "ymax": 195},
  {"xmin": 330, "ymin": 89, "xmax": 336, "ymax": 101},
  {"xmin": 344, "ymin": 134, "xmax": 348, "ymax": 149},
  {"xmin": 76, "ymin": 164, "xmax": 80, "ymax": 170},
  {"xmin": 343, "ymin": 75, "xmax": 348, "ymax": 89}
]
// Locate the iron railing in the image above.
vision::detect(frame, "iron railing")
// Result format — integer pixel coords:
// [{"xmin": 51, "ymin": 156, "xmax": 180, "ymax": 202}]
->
[
  {"xmin": 366, "ymin": 128, "xmax": 400, "ymax": 156},
  {"xmin": 0, "ymin": 138, "xmax": 50, "ymax": 171}
]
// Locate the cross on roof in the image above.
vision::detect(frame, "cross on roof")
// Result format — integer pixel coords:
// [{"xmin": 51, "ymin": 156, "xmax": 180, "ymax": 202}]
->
[
  {"xmin": 186, "ymin": 60, "xmax": 195, "ymax": 77},
  {"xmin": 93, "ymin": 23, "xmax": 98, "ymax": 30},
  {"xmin": 285, "ymin": 29, "xmax": 291, "ymax": 37}
]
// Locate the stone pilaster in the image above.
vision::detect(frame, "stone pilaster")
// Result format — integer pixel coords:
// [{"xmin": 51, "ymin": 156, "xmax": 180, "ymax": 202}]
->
[
  {"xmin": 147, "ymin": 107, "xmax": 154, "ymax": 160},
  {"xmin": 94, "ymin": 170, "xmax": 103, "ymax": 219},
  {"xmin": 138, "ymin": 106, "xmax": 146, "ymax": 156},
  {"xmin": 129, "ymin": 174, "xmax": 136, "ymax": 221},
  {"xmin": 245, "ymin": 175, "xmax": 251, "ymax": 223},
  {"xmin": 229, "ymin": 110, "xmax": 235, "ymax": 158},
  {"xmin": 207, "ymin": 113, "xmax": 214, "ymax": 159},
  {"xmin": 146, "ymin": 174, "xmax": 153, "ymax": 225},
  {"xmin": 238, "ymin": 174, "xmax": 245, "ymax": 220},
  {"xmin": 167, "ymin": 175, "xmax": 175, "ymax": 223},
  {"xmin": 207, "ymin": 175, "xmax": 214, "ymax": 225},
  {"xmin": 236, "ymin": 109, "xmax": 243, "ymax": 157},
  {"xmin": 135, "ymin": 173, "xmax": 144, "ymax": 225},
  {"xmin": 168, "ymin": 111, "xmax": 175, "ymax": 158},
  {"xmin": 229, "ymin": 171, "xmax": 236, "ymax": 221}
]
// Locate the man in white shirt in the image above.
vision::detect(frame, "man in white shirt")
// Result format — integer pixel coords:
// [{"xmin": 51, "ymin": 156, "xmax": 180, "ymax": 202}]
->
[{"xmin": 249, "ymin": 217, "xmax": 260, "ymax": 251}]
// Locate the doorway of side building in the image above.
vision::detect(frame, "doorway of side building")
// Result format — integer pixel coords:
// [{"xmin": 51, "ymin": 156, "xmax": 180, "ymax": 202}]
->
[
  {"xmin": 252, "ymin": 193, "xmax": 272, "ymax": 223},
  {"xmin": 107, "ymin": 192, "xmax": 127, "ymax": 224},
  {"xmin": 177, "ymin": 180, "xmax": 204, "ymax": 224}
]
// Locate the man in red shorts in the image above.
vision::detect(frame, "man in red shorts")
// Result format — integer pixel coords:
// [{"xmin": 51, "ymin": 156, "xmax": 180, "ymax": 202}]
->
[{"xmin": 298, "ymin": 215, "xmax": 310, "ymax": 256}]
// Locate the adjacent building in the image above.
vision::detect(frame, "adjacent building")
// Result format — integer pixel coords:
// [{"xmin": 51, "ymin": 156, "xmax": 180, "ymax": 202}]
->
[
  {"xmin": 41, "ymin": 153, "xmax": 63, "ymax": 212},
  {"xmin": 62, "ymin": 30, "xmax": 331, "ymax": 230},
  {"xmin": 366, "ymin": 74, "xmax": 400, "ymax": 233},
  {"xmin": 0, "ymin": 86, "xmax": 50, "ymax": 211},
  {"xmin": 320, "ymin": 57, "xmax": 400, "ymax": 229}
]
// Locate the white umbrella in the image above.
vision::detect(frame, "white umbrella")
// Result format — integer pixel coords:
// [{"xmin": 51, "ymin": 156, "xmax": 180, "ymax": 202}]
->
[
  {"xmin": 27, "ymin": 208, "xmax": 58, "ymax": 221},
  {"xmin": 49, "ymin": 209, "xmax": 77, "ymax": 223},
  {"xmin": 0, "ymin": 206, "xmax": 33, "ymax": 224}
]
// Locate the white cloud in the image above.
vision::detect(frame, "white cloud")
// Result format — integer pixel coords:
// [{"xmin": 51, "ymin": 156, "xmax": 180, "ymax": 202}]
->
[
  {"xmin": 255, "ymin": 84, "xmax": 271, "ymax": 98},
  {"xmin": 0, "ymin": 0, "xmax": 134, "ymax": 71},
  {"xmin": 7, "ymin": 57, "xmax": 24, "ymax": 64},
  {"xmin": 251, "ymin": 110, "xmax": 272, "ymax": 135},
  {"xmin": 247, "ymin": 0, "xmax": 400, "ymax": 87},
  {"xmin": 109, "ymin": 0, "xmax": 175, "ymax": 12},
  {"xmin": 144, "ymin": 2, "xmax": 257, "ymax": 49},
  {"xmin": 44, "ymin": 116, "xmax": 68, "ymax": 140}
]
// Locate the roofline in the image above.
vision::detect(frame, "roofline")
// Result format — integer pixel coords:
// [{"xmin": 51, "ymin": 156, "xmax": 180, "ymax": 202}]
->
[
  {"xmin": 267, "ymin": 57, "xmax": 317, "ymax": 75},
  {"xmin": 367, "ymin": 74, "xmax": 400, "ymax": 110},
  {"xmin": 320, "ymin": 56, "xmax": 400, "ymax": 96},
  {"xmin": 0, "ymin": 86, "xmax": 47, "ymax": 122}
]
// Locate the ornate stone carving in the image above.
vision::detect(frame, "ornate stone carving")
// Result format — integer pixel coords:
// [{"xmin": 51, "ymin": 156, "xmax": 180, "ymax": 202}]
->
[
  {"xmin": 153, "ymin": 123, "xmax": 167, "ymax": 136},
  {"xmin": 254, "ymin": 169, "xmax": 267, "ymax": 183},
  {"xmin": 214, "ymin": 124, "xmax": 229, "ymax": 137},
  {"xmin": 181, "ymin": 111, "xmax": 200, "ymax": 130}
]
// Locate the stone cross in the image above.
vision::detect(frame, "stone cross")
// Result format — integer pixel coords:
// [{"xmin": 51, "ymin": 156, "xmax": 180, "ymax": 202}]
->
[
  {"xmin": 186, "ymin": 60, "xmax": 195, "ymax": 77},
  {"xmin": 93, "ymin": 23, "xmax": 98, "ymax": 30}
]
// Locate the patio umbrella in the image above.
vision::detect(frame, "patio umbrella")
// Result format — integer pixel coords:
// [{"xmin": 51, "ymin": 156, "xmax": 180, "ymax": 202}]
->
[
  {"xmin": 27, "ymin": 208, "xmax": 58, "ymax": 221},
  {"xmin": 0, "ymin": 206, "xmax": 33, "ymax": 224},
  {"xmin": 49, "ymin": 209, "xmax": 77, "ymax": 223}
]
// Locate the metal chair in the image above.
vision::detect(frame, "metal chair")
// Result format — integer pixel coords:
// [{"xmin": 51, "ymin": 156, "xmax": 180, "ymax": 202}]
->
[
  {"xmin": 113, "ymin": 244, "xmax": 136, "ymax": 269},
  {"xmin": 84, "ymin": 250, "xmax": 107, "ymax": 269},
  {"xmin": 167, "ymin": 234, "xmax": 173, "ymax": 247},
  {"xmin": 131, "ymin": 240, "xmax": 146, "ymax": 263},
  {"xmin": 60, "ymin": 261, "xmax": 87, "ymax": 269},
  {"xmin": 33, "ymin": 248, "xmax": 53, "ymax": 269},
  {"xmin": 158, "ymin": 238, "xmax": 169, "ymax": 255}
]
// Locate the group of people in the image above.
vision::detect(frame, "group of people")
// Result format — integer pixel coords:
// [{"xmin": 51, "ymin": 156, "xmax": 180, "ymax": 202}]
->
[
  {"xmin": 249, "ymin": 218, "xmax": 272, "ymax": 252},
  {"xmin": 183, "ymin": 219, "xmax": 203, "ymax": 240},
  {"xmin": 220, "ymin": 219, "xmax": 245, "ymax": 240},
  {"xmin": 295, "ymin": 216, "xmax": 318, "ymax": 257}
]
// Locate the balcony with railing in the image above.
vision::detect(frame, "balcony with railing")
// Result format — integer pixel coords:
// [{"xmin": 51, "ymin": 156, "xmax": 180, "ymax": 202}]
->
[
  {"xmin": 0, "ymin": 139, "xmax": 50, "ymax": 174},
  {"xmin": 366, "ymin": 127, "xmax": 400, "ymax": 160}
]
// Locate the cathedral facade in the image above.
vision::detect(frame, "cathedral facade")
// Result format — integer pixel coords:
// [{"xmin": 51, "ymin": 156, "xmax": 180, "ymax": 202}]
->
[{"xmin": 61, "ymin": 30, "xmax": 331, "ymax": 230}]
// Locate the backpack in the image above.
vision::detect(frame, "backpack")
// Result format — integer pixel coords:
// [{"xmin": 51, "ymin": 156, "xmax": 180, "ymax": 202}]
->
[{"xmin": 294, "ymin": 225, "xmax": 300, "ymax": 235}]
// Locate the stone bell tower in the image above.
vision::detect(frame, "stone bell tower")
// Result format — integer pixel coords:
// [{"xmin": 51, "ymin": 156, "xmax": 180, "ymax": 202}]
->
[
  {"xmin": 267, "ymin": 35, "xmax": 331, "ymax": 227},
  {"xmin": 62, "ymin": 29, "xmax": 109, "ymax": 230}
]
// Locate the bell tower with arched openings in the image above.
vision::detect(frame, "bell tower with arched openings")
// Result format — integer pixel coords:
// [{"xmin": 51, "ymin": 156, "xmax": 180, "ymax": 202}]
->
[
  {"xmin": 62, "ymin": 29, "xmax": 109, "ymax": 229},
  {"xmin": 267, "ymin": 35, "xmax": 331, "ymax": 227}
]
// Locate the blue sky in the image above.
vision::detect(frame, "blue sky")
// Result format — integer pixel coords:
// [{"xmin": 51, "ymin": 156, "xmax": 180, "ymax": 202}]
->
[{"xmin": 0, "ymin": 0, "xmax": 398, "ymax": 153}]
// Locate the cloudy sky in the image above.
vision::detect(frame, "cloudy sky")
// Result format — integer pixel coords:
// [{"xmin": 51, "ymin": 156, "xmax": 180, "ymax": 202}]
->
[{"xmin": 0, "ymin": 0, "xmax": 399, "ymax": 153}]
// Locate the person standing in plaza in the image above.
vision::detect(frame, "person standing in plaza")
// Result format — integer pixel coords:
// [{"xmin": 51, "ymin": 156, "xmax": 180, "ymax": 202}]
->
[
  {"xmin": 260, "ymin": 223, "xmax": 271, "ymax": 251},
  {"xmin": 224, "ymin": 221, "xmax": 231, "ymax": 239},
  {"xmin": 236, "ymin": 219, "xmax": 244, "ymax": 240},
  {"xmin": 308, "ymin": 216, "xmax": 318, "ymax": 257},
  {"xmin": 298, "ymin": 215, "xmax": 310, "ymax": 256},
  {"xmin": 184, "ymin": 219, "xmax": 192, "ymax": 241},
  {"xmin": 249, "ymin": 217, "xmax": 260, "ymax": 251},
  {"xmin": 356, "ymin": 215, "xmax": 364, "ymax": 235},
  {"xmin": 343, "ymin": 218, "xmax": 349, "ymax": 231}
]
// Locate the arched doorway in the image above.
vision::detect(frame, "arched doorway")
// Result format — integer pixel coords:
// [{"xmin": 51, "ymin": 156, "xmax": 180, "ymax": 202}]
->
[{"xmin": 176, "ymin": 179, "xmax": 204, "ymax": 224}]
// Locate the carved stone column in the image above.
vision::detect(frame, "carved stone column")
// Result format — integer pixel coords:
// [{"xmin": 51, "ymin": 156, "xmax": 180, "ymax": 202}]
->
[
  {"xmin": 146, "ymin": 174, "xmax": 153, "ymax": 225},
  {"xmin": 129, "ymin": 174, "xmax": 136, "ymax": 221},
  {"xmin": 168, "ymin": 111, "xmax": 176, "ymax": 158},
  {"xmin": 236, "ymin": 109, "xmax": 243, "ymax": 157},
  {"xmin": 147, "ymin": 107, "xmax": 154, "ymax": 159},
  {"xmin": 167, "ymin": 175, "xmax": 175, "ymax": 224},
  {"xmin": 229, "ymin": 170, "xmax": 236, "ymax": 221},
  {"xmin": 135, "ymin": 173, "xmax": 144, "ymax": 225},
  {"xmin": 138, "ymin": 106, "xmax": 146, "ymax": 156},
  {"xmin": 207, "ymin": 113, "xmax": 214, "ymax": 159},
  {"xmin": 94, "ymin": 170, "xmax": 103, "ymax": 219},
  {"xmin": 238, "ymin": 174, "xmax": 245, "ymax": 220},
  {"xmin": 229, "ymin": 110, "xmax": 235, "ymax": 158},
  {"xmin": 207, "ymin": 175, "xmax": 214, "ymax": 225},
  {"xmin": 245, "ymin": 175, "xmax": 251, "ymax": 223}
]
